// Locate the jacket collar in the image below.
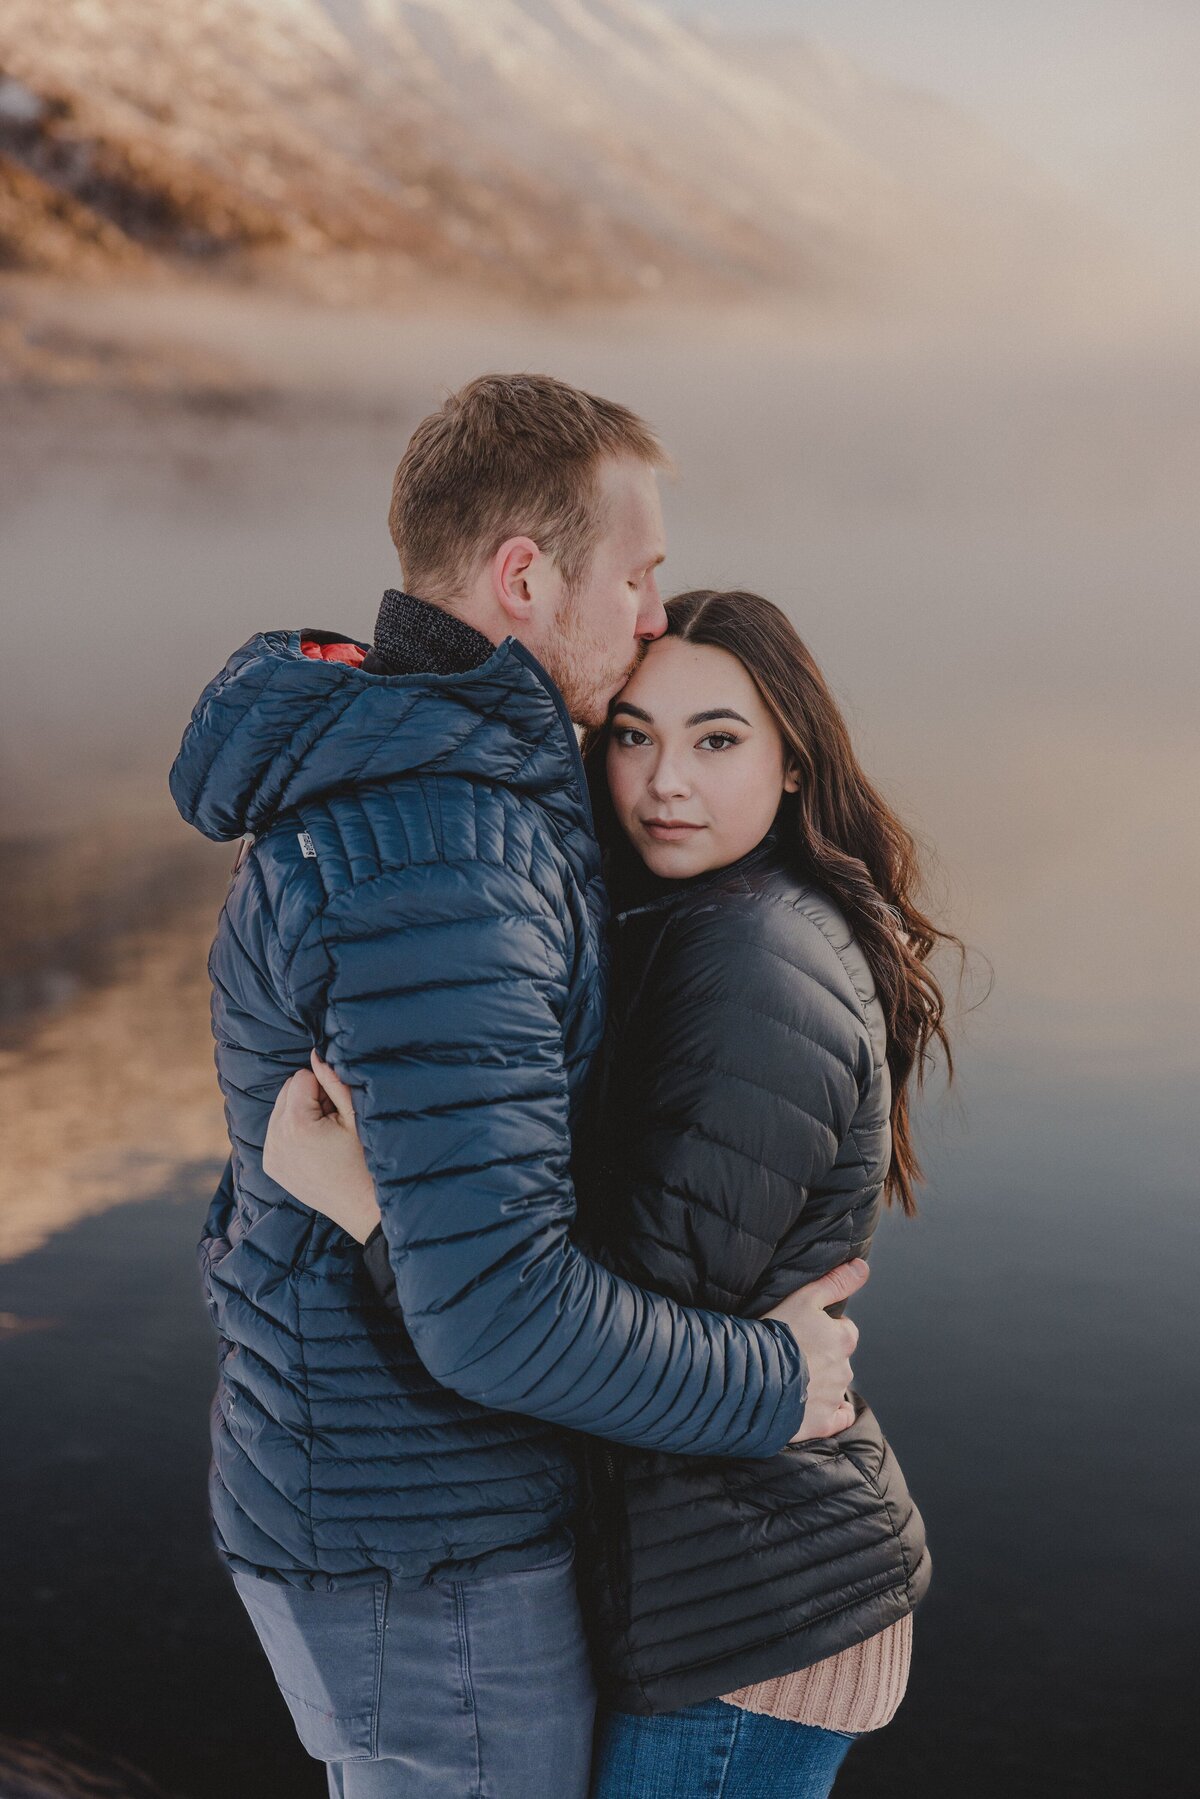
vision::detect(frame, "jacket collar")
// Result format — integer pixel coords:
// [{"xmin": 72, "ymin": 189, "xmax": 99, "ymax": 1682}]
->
[
  {"xmin": 613, "ymin": 827, "xmax": 785, "ymax": 923},
  {"xmin": 363, "ymin": 589, "xmax": 496, "ymax": 678},
  {"xmin": 170, "ymin": 624, "xmax": 597, "ymax": 886}
]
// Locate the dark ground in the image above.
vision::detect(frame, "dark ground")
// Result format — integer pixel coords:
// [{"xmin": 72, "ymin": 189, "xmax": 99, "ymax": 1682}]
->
[{"xmin": 0, "ymin": 1072, "xmax": 1194, "ymax": 1798}]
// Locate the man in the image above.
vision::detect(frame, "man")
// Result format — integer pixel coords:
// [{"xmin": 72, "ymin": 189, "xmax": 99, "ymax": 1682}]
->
[{"xmin": 170, "ymin": 373, "xmax": 867, "ymax": 1798}]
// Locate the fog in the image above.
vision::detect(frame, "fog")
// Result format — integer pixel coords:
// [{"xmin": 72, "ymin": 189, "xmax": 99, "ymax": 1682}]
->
[
  {"xmin": 677, "ymin": 0, "xmax": 1200, "ymax": 281},
  {"xmin": 2, "ymin": 0, "xmax": 1197, "ymax": 1780},
  {"xmin": 1, "ymin": 263, "xmax": 1197, "ymax": 1793},
  {"xmin": 4, "ymin": 286, "xmax": 1198, "ymax": 1069}
]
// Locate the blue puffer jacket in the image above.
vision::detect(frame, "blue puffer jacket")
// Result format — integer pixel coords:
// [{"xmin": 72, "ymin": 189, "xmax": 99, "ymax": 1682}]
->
[{"xmin": 170, "ymin": 628, "xmax": 807, "ymax": 1586}]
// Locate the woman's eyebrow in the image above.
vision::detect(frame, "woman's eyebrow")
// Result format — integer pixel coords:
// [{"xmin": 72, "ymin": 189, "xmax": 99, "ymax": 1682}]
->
[
  {"xmin": 685, "ymin": 708, "xmax": 751, "ymax": 727},
  {"xmin": 611, "ymin": 701, "xmax": 653, "ymax": 722}
]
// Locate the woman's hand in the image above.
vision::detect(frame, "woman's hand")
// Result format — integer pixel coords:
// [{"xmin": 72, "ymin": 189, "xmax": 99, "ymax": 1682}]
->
[{"xmin": 262, "ymin": 1051, "xmax": 383, "ymax": 1244}]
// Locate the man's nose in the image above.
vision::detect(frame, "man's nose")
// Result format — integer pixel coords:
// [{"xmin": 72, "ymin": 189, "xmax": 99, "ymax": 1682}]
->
[{"xmin": 638, "ymin": 578, "xmax": 668, "ymax": 642}]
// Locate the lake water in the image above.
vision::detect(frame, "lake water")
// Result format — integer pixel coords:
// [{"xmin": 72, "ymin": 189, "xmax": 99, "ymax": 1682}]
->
[{"xmin": 1, "ymin": 290, "xmax": 1196, "ymax": 1796}]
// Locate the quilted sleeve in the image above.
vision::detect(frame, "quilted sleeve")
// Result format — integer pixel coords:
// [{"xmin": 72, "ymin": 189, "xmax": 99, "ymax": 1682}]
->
[
  {"xmin": 302, "ymin": 859, "xmax": 807, "ymax": 1459},
  {"xmin": 605, "ymin": 901, "xmax": 876, "ymax": 1312}
]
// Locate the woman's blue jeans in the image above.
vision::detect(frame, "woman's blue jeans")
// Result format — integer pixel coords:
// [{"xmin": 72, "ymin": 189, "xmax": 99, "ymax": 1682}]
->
[{"xmin": 591, "ymin": 1698, "xmax": 857, "ymax": 1799}]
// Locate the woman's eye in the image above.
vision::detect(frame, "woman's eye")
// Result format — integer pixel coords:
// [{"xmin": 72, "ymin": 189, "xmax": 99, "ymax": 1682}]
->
[
  {"xmin": 698, "ymin": 732, "xmax": 739, "ymax": 751},
  {"xmin": 613, "ymin": 727, "xmax": 650, "ymax": 747}
]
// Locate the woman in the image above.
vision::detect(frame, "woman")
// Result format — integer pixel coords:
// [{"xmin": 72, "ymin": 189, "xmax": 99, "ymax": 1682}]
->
[{"xmin": 266, "ymin": 590, "xmax": 957, "ymax": 1796}]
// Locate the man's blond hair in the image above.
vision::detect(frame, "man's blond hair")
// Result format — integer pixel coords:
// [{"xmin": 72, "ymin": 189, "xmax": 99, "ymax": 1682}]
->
[{"xmin": 389, "ymin": 373, "xmax": 668, "ymax": 602}]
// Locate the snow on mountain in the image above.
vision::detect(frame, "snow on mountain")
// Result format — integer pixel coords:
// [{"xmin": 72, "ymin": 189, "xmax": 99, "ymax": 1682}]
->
[
  {"xmin": 304, "ymin": 0, "xmax": 895, "ymax": 236},
  {"xmin": 0, "ymin": 0, "xmax": 1094, "ymax": 305}
]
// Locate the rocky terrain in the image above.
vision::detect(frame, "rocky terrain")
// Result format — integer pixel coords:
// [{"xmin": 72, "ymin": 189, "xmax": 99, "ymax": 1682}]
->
[
  {"xmin": 0, "ymin": 816, "xmax": 229, "ymax": 1264},
  {"xmin": 0, "ymin": 0, "xmax": 1107, "ymax": 332},
  {"xmin": 0, "ymin": 0, "xmax": 866, "ymax": 305},
  {"xmin": 0, "ymin": 1736, "xmax": 177, "ymax": 1799}
]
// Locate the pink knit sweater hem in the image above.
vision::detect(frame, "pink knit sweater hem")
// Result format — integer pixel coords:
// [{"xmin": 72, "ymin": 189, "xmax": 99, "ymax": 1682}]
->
[{"xmin": 721, "ymin": 1609, "xmax": 913, "ymax": 1733}]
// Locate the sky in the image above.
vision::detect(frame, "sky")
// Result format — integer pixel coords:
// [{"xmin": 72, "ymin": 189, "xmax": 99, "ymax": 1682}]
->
[{"xmin": 662, "ymin": 0, "xmax": 1200, "ymax": 277}]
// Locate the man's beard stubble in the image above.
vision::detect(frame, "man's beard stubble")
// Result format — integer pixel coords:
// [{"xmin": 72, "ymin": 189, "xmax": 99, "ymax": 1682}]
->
[{"xmin": 539, "ymin": 592, "xmax": 645, "ymax": 730}]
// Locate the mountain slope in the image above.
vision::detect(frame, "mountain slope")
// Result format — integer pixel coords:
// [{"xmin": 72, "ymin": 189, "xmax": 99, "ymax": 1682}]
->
[
  {"xmin": 0, "ymin": 0, "xmax": 1103, "ymax": 306},
  {"xmin": 724, "ymin": 29, "xmax": 1122, "ymax": 302},
  {"xmin": 0, "ymin": 0, "xmax": 901, "ymax": 299}
]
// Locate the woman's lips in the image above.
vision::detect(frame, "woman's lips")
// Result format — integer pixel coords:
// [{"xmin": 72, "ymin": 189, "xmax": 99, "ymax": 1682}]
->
[{"xmin": 642, "ymin": 819, "xmax": 706, "ymax": 841}]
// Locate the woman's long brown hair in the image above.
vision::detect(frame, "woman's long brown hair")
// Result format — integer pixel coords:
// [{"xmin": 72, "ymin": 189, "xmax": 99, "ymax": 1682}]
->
[{"xmin": 586, "ymin": 588, "xmax": 965, "ymax": 1217}]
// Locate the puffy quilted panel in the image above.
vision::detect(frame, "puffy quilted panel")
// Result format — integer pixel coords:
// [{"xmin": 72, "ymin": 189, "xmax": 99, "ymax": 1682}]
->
[
  {"xmin": 570, "ymin": 848, "xmax": 931, "ymax": 1711},
  {"xmin": 171, "ymin": 630, "xmax": 807, "ymax": 1584}
]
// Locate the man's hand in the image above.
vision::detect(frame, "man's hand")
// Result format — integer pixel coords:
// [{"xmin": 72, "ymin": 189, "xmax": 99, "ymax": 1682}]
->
[
  {"xmin": 764, "ymin": 1259, "xmax": 870, "ymax": 1443},
  {"xmin": 262, "ymin": 1052, "xmax": 383, "ymax": 1244}
]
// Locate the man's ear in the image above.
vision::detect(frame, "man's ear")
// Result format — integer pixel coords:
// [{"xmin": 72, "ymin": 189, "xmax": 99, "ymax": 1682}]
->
[{"xmin": 491, "ymin": 537, "xmax": 541, "ymax": 627}]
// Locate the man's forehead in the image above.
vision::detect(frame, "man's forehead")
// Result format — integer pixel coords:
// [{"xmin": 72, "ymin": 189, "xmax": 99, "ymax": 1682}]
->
[
  {"xmin": 600, "ymin": 454, "xmax": 659, "ymax": 505},
  {"xmin": 622, "ymin": 480, "xmax": 665, "ymax": 531}
]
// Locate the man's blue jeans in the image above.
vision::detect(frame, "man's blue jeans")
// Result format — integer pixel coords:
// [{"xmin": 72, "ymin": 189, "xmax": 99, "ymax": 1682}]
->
[
  {"xmin": 591, "ymin": 1698, "xmax": 857, "ymax": 1798},
  {"xmin": 233, "ymin": 1542, "xmax": 594, "ymax": 1797}
]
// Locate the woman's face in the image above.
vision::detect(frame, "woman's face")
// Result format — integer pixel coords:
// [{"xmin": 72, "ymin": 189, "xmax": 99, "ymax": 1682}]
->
[{"xmin": 606, "ymin": 636, "xmax": 799, "ymax": 879}]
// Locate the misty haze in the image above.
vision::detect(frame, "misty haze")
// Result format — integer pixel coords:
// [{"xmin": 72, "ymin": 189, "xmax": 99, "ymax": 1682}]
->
[{"xmin": 0, "ymin": 4, "xmax": 1196, "ymax": 1797}]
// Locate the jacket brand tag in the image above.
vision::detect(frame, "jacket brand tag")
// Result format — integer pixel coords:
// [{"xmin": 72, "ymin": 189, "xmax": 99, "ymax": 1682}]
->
[{"xmin": 297, "ymin": 832, "xmax": 317, "ymax": 859}]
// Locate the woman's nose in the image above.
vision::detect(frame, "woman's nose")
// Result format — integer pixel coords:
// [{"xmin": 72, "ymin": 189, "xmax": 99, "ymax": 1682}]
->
[{"xmin": 648, "ymin": 754, "xmax": 689, "ymax": 800}]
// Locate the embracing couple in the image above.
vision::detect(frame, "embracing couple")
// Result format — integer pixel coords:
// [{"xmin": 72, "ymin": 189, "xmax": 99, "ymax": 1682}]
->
[{"xmin": 170, "ymin": 373, "xmax": 951, "ymax": 1797}]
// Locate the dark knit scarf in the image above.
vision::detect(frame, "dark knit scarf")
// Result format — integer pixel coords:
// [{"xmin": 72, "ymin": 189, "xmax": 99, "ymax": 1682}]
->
[{"xmin": 361, "ymin": 589, "xmax": 496, "ymax": 678}]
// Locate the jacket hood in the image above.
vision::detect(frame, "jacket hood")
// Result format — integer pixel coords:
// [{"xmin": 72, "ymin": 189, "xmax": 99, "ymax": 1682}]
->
[{"xmin": 169, "ymin": 628, "xmax": 593, "ymax": 849}]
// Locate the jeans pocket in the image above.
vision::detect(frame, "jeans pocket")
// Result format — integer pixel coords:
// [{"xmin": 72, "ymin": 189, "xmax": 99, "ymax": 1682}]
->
[{"xmin": 232, "ymin": 1571, "xmax": 386, "ymax": 1762}]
